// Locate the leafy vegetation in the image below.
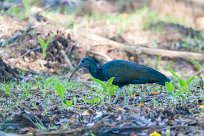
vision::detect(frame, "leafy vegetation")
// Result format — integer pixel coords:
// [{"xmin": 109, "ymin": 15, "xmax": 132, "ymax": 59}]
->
[
  {"xmin": 6, "ymin": 0, "xmax": 31, "ymax": 19},
  {"xmin": 38, "ymin": 35, "xmax": 54, "ymax": 59},
  {"xmin": 0, "ymin": 82, "xmax": 14, "ymax": 96},
  {"xmin": 22, "ymin": 0, "xmax": 31, "ymax": 19},
  {"xmin": 165, "ymin": 70, "xmax": 195, "ymax": 106}
]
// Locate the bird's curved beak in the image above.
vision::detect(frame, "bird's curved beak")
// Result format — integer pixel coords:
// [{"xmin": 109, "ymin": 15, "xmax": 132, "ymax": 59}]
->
[{"xmin": 68, "ymin": 63, "xmax": 83, "ymax": 82}]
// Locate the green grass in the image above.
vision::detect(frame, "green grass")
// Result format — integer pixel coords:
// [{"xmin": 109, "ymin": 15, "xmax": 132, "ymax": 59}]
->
[
  {"xmin": 65, "ymin": 7, "xmax": 187, "ymax": 34},
  {"xmin": 180, "ymin": 33, "xmax": 204, "ymax": 52}
]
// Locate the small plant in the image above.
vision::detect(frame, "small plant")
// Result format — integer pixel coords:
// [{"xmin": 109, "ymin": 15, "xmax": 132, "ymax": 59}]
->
[
  {"xmin": 153, "ymin": 97, "xmax": 159, "ymax": 109},
  {"xmin": 7, "ymin": 0, "xmax": 31, "ymax": 19},
  {"xmin": 91, "ymin": 77, "xmax": 118, "ymax": 104},
  {"xmin": 92, "ymin": 77, "xmax": 118, "ymax": 96},
  {"xmin": 22, "ymin": 0, "xmax": 31, "ymax": 19},
  {"xmin": 87, "ymin": 96, "xmax": 101, "ymax": 105},
  {"xmin": 38, "ymin": 35, "xmax": 54, "ymax": 59},
  {"xmin": 126, "ymin": 85, "xmax": 136, "ymax": 99},
  {"xmin": 181, "ymin": 34, "xmax": 204, "ymax": 52},
  {"xmin": 165, "ymin": 70, "xmax": 195, "ymax": 106},
  {"xmin": 54, "ymin": 79, "xmax": 72, "ymax": 107},
  {"xmin": 0, "ymin": 82, "xmax": 14, "ymax": 96},
  {"xmin": 21, "ymin": 81, "xmax": 32, "ymax": 97},
  {"xmin": 81, "ymin": 91, "xmax": 101, "ymax": 105}
]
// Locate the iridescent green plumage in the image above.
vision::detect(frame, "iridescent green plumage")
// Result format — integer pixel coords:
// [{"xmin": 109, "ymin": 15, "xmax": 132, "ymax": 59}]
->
[{"xmin": 69, "ymin": 57, "xmax": 170, "ymax": 87}]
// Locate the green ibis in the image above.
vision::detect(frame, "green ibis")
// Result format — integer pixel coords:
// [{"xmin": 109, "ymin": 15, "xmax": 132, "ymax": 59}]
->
[{"xmin": 69, "ymin": 57, "xmax": 170, "ymax": 87}]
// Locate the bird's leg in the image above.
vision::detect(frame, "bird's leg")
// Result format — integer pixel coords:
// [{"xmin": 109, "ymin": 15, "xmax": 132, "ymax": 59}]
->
[
  {"xmin": 122, "ymin": 87, "xmax": 128, "ymax": 106},
  {"xmin": 113, "ymin": 87, "xmax": 128, "ymax": 105},
  {"xmin": 113, "ymin": 87, "xmax": 123, "ymax": 104}
]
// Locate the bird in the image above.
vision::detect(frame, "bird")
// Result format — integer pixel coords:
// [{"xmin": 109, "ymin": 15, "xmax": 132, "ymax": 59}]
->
[{"xmin": 69, "ymin": 57, "xmax": 170, "ymax": 87}]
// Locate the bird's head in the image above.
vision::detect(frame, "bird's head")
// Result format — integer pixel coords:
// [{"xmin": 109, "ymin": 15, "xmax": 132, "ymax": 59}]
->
[
  {"xmin": 69, "ymin": 57, "xmax": 98, "ymax": 81},
  {"xmin": 77, "ymin": 57, "xmax": 96, "ymax": 68}
]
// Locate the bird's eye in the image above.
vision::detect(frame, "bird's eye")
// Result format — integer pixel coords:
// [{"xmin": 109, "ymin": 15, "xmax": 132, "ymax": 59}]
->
[{"xmin": 81, "ymin": 60, "xmax": 85, "ymax": 63}]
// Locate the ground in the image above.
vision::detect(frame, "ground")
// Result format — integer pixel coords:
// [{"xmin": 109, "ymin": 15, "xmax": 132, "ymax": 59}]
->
[{"xmin": 0, "ymin": 1, "xmax": 204, "ymax": 136}]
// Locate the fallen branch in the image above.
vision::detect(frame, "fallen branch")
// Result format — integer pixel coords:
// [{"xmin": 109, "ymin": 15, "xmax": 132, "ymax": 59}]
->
[
  {"xmin": 139, "ymin": 47, "xmax": 204, "ymax": 61},
  {"xmin": 60, "ymin": 49, "xmax": 74, "ymax": 70},
  {"xmin": 67, "ymin": 30, "xmax": 204, "ymax": 61}
]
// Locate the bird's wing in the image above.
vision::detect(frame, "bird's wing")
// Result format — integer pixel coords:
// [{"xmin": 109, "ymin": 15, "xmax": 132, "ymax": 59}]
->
[{"xmin": 101, "ymin": 60, "xmax": 161, "ymax": 83}]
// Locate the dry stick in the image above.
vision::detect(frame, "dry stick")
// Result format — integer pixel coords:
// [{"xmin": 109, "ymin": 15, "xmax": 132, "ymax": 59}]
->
[
  {"xmin": 13, "ymin": 47, "xmax": 41, "ymax": 64},
  {"xmin": 60, "ymin": 49, "xmax": 74, "ymax": 70},
  {"xmin": 56, "ymin": 41, "xmax": 74, "ymax": 70},
  {"xmin": 69, "ymin": 30, "xmax": 204, "ymax": 61}
]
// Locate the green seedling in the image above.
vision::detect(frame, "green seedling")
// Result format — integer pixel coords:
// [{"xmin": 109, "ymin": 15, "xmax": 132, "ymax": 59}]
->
[
  {"xmin": 0, "ymin": 82, "xmax": 14, "ymax": 96},
  {"xmin": 21, "ymin": 81, "xmax": 32, "ymax": 97},
  {"xmin": 92, "ymin": 77, "xmax": 118, "ymax": 104},
  {"xmin": 45, "ymin": 76, "xmax": 58, "ymax": 89},
  {"xmin": 87, "ymin": 96, "xmax": 101, "ymax": 105},
  {"xmin": 81, "ymin": 92, "xmax": 101, "ymax": 105},
  {"xmin": 22, "ymin": 0, "xmax": 31, "ymax": 19},
  {"xmin": 165, "ymin": 70, "xmax": 195, "ymax": 106},
  {"xmin": 153, "ymin": 97, "xmax": 159, "ymax": 109},
  {"xmin": 92, "ymin": 77, "xmax": 118, "ymax": 96},
  {"xmin": 38, "ymin": 35, "xmax": 54, "ymax": 59},
  {"xmin": 126, "ymin": 85, "xmax": 136, "ymax": 99},
  {"xmin": 54, "ymin": 79, "xmax": 72, "ymax": 107},
  {"xmin": 6, "ymin": 0, "xmax": 31, "ymax": 19},
  {"xmin": 54, "ymin": 80, "xmax": 65, "ymax": 101}
]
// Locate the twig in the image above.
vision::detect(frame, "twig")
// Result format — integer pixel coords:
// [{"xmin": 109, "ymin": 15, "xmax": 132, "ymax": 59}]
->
[
  {"xmin": 60, "ymin": 49, "xmax": 74, "ymax": 70},
  {"xmin": 13, "ymin": 47, "xmax": 41, "ymax": 65},
  {"xmin": 18, "ymin": 106, "xmax": 46, "ymax": 129}
]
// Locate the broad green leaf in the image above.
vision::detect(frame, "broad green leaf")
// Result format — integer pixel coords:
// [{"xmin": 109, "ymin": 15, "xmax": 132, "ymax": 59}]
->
[
  {"xmin": 38, "ymin": 37, "xmax": 46, "ymax": 48},
  {"xmin": 165, "ymin": 82, "xmax": 174, "ymax": 93},
  {"xmin": 92, "ymin": 77, "xmax": 105, "ymax": 86},
  {"xmin": 178, "ymin": 79, "xmax": 187, "ymax": 87},
  {"xmin": 54, "ymin": 81, "xmax": 65, "ymax": 100},
  {"xmin": 108, "ymin": 86, "xmax": 117, "ymax": 96},
  {"xmin": 106, "ymin": 77, "xmax": 115, "ymax": 87}
]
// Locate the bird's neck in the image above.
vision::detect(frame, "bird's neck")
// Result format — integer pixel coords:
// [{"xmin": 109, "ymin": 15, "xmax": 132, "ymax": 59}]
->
[{"xmin": 89, "ymin": 64, "xmax": 103, "ymax": 80}]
